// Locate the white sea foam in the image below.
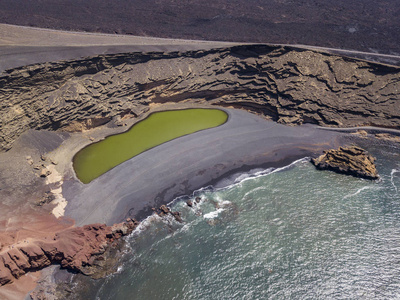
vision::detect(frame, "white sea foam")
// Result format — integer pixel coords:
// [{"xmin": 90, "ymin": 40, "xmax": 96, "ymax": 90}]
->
[
  {"xmin": 128, "ymin": 157, "xmax": 309, "ymax": 239},
  {"xmin": 218, "ymin": 157, "xmax": 310, "ymax": 191},
  {"xmin": 218, "ymin": 200, "xmax": 232, "ymax": 207},
  {"xmin": 343, "ymin": 185, "xmax": 379, "ymax": 199},
  {"xmin": 116, "ymin": 265, "xmax": 124, "ymax": 273},
  {"xmin": 391, "ymin": 169, "xmax": 399, "ymax": 193},
  {"xmin": 128, "ymin": 214, "xmax": 162, "ymax": 239},
  {"xmin": 203, "ymin": 208, "xmax": 224, "ymax": 219}
]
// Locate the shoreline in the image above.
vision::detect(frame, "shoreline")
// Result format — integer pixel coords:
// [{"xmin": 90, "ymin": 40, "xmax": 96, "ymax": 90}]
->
[
  {"xmin": 0, "ymin": 104, "xmax": 396, "ymax": 299},
  {"xmin": 68, "ymin": 140, "xmax": 400, "ymax": 299}
]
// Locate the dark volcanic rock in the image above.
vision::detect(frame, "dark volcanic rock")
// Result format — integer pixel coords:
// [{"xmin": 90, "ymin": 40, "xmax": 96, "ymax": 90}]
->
[
  {"xmin": 155, "ymin": 205, "xmax": 183, "ymax": 223},
  {"xmin": 312, "ymin": 146, "xmax": 379, "ymax": 180},
  {"xmin": 160, "ymin": 205, "xmax": 170, "ymax": 214},
  {"xmin": 0, "ymin": 45, "xmax": 399, "ymax": 152}
]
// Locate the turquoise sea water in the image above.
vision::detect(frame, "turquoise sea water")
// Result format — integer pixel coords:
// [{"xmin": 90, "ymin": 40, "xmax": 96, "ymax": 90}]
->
[{"xmin": 79, "ymin": 143, "xmax": 400, "ymax": 299}]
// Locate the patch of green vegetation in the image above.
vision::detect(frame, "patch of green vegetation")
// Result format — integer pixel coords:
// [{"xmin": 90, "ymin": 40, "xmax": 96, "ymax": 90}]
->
[{"xmin": 73, "ymin": 108, "xmax": 228, "ymax": 183}]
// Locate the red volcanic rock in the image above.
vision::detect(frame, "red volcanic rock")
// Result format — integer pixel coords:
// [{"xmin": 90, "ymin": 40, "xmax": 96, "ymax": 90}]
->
[
  {"xmin": 7, "ymin": 248, "xmax": 31, "ymax": 271},
  {"xmin": 19, "ymin": 244, "xmax": 51, "ymax": 269},
  {"xmin": 0, "ymin": 266, "xmax": 13, "ymax": 285},
  {"xmin": 0, "ymin": 219, "xmax": 139, "ymax": 286},
  {"xmin": 0, "ymin": 251, "xmax": 26, "ymax": 279},
  {"xmin": 154, "ymin": 205, "xmax": 183, "ymax": 223}
]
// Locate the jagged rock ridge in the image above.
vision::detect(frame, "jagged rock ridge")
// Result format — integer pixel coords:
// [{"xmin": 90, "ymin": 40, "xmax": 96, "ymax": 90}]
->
[
  {"xmin": 0, "ymin": 44, "xmax": 399, "ymax": 152},
  {"xmin": 312, "ymin": 146, "xmax": 379, "ymax": 180},
  {"xmin": 0, "ymin": 219, "xmax": 138, "ymax": 286}
]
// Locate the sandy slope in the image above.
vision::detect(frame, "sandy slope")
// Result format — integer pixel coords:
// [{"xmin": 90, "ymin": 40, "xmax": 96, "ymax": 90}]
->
[{"xmin": 0, "ymin": 23, "xmax": 238, "ymax": 72}]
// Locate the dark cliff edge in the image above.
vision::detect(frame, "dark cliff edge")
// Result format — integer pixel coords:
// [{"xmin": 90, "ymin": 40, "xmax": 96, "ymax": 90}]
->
[{"xmin": 1, "ymin": 44, "xmax": 399, "ymax": 152}]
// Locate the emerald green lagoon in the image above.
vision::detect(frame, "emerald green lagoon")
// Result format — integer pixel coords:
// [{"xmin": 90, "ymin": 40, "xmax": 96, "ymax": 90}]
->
[{"xmin": 73, "ymin": 109, "xmax": 228, "ymax": 183}]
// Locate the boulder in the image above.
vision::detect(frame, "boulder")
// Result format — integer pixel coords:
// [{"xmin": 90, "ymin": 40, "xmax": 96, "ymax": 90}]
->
[
  {"xmin": 171, "ymin": 211, "xmax": 183, "ymax": 223},
  {"xmin": 39, "ymin": 168, "xmax": 51, "ymax": 177},
  {"xmin": 160, "ymin": 205, "xmax": 170, "ymax": 214}
]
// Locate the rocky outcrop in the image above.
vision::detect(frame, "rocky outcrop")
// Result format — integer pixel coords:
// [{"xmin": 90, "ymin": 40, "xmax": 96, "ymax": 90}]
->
[
  {"xmin": 312, "ymin": 146, "xmax": 379, "ymax": 180},
  {"xmin": 0, "ymin": 45, "xmax": 399, "ymax": 151},
  {"xmin": 0, "ymin": 218, "xmax": 139, "ymax": 286},
  {"xmin": 153, "ymin": 205, "xmax": 183, "ymax": 223},
  {"xmin": 375, "ymin": 133, "xmax": 400, "ymax": 143}
]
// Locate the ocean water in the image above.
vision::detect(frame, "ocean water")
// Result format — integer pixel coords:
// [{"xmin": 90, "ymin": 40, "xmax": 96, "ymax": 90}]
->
[{"xmin": 79, "ymin": 143, "xmax": 400, "ymax": 299}]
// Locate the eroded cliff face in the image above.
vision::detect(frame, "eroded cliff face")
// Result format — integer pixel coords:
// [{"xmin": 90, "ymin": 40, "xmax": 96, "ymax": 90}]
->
[
  {"xmin": 1, "ymin": 45, "xmax": 399, "ymax": 151},
  {"xmin": 0, "ymin": 219, "xmax": 139, "ymax": 286}
]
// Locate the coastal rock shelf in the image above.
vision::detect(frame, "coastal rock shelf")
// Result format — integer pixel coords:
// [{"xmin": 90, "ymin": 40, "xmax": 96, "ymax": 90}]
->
[
  {"xmin": 0, "ymin": 219, "xmax": 139, "ymax": 286},
  {"xmin": 312, "ymin": 146, "xmax": 379, "ymax": 180},
  {"xmin": 1, "ymin": 44, "xmax": 400, "ymax": 151}
]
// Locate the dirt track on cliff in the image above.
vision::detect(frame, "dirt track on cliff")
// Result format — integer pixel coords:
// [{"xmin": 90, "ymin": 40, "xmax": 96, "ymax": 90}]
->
[{"xmin": 1, "ymin": 44, "xmax": 399, "ymax": 153}]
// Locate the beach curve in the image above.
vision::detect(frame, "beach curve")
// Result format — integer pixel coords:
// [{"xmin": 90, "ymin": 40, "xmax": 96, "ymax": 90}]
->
[{"xmin": 64, "ymin": 108, "xmax": 343, "ymax": 226}]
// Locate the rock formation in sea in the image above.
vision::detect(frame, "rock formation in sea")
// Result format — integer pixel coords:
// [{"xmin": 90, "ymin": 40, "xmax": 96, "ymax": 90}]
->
[
  {"xmin": 0, "ymin": 219, "xmax": 139, "ymax": 286},
  {"xmin": 153, "ymin": 205, "xmax": 183, "ymax": 223},
  {"xmin": 1, "ymin": 45, "xmax": 399, "ymax": 152},
  {"xmin": 312, "ymin": 146, "xmax": 379, "ymax": 180}
]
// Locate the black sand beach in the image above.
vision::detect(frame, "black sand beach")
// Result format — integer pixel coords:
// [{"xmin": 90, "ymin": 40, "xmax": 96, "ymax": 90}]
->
[{"xmin": 64, "ymin": 108, "xmax": 343, "ymax": 225}]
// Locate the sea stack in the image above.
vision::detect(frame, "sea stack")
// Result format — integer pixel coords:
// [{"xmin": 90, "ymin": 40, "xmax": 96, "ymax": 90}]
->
[{"xmin": 312, "ymin": 146, "xmax": 379, "ymax": 180}]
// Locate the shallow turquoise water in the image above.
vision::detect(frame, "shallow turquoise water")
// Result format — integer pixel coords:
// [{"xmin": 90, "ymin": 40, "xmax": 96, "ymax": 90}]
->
[{"xmin": 82, "ymin": 143, "xmax": 400, "ymax": 299}]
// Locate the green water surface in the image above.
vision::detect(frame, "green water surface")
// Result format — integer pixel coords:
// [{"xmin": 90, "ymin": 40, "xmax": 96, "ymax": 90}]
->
[{"xmin": 73, "ymin": 108, "xmax": 228, "ymax": 183}]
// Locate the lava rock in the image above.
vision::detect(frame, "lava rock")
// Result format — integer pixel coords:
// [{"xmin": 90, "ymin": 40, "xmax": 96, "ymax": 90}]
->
[
  {"xmin": 0, "ymin": 219, "xmax": 139, "ymax": 287},
  {"xmin": 312, "ymin": 146, "xmax": 379, "ymax": 180}
]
